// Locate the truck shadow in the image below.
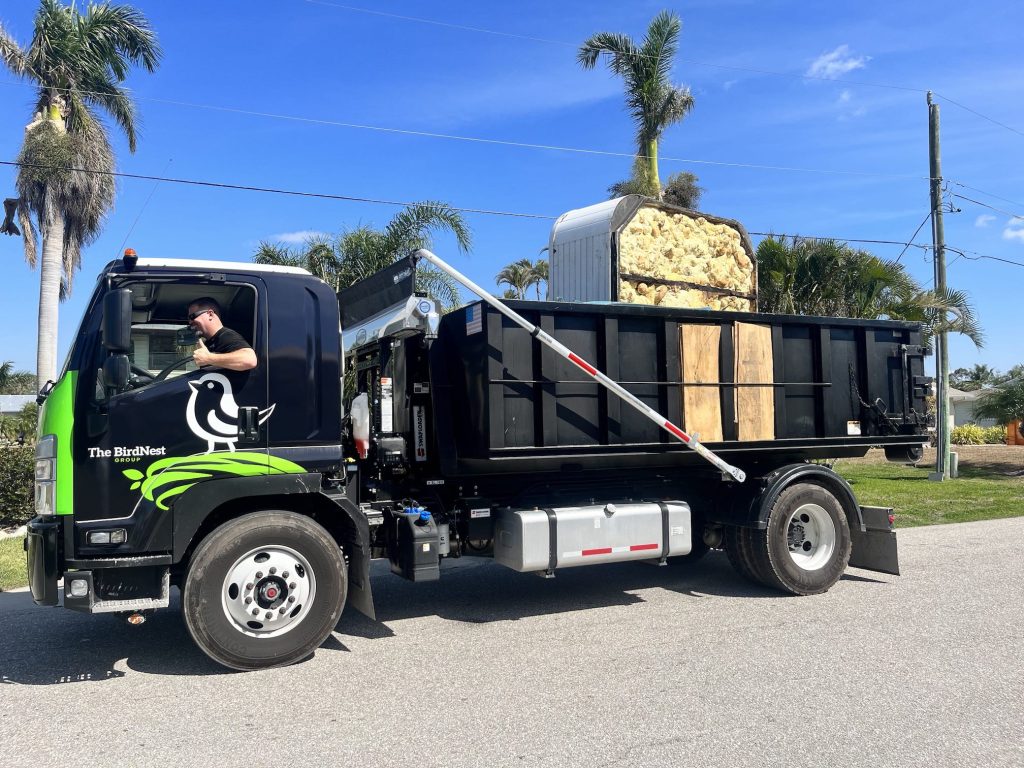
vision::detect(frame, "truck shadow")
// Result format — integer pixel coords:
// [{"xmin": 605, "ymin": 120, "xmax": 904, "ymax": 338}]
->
[
  {"xmin": 340, "ymin": 551, "xmax": 798, "ymax": 639},
  {"xmin": 0, "ymin": 552, "xmax": 888, "ymax": 684}
]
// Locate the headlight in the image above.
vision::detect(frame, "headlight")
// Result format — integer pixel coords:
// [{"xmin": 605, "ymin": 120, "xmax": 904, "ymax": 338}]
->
[{"xmin": 35, "ymin": 434, "xmax": 56, "ymax": 516}]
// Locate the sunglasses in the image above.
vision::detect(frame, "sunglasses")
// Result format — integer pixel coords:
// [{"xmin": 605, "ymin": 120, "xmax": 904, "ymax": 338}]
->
[{"xmin": 187, "ymin": 309, "xmax": 212, "ymax": 322}]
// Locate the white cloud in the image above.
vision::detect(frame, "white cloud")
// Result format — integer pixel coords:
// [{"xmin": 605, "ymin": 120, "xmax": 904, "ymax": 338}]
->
[
  {"xmin": 838, "ymin": 90, "xmax": 852, "ymax": 103},
  {"xmin": 1003, "ymin": 218, "xmax": 1024, "ymax": 241},
  {"xmin": 723, "ymin": 79, "xmax": 738, "ymax": 91},
  {"xmin": 807, "ymin": 45, "xmax": 871, "ymax": 79},
  {"xmin": 975, "ymin": 214, "xmax": 996, "ymax": 228},
  {"xmin": 270, "ymin": 230, "xmax": 328, "ymax": 244}
]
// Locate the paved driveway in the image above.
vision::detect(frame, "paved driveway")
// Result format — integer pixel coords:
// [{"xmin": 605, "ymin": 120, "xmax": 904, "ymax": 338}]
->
[{"xmin": 2, "ymin": 518, "xmax": 1021, "ymax": 767}]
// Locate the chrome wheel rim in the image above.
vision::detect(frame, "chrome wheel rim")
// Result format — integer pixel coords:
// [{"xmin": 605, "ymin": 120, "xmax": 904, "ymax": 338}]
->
[{"xmin": 221, "ymin": 545, "xmax": 316, "ymax": 638}]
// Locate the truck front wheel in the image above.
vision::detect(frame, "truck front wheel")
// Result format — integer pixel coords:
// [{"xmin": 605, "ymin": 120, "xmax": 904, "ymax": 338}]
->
[
  {"xmin": 183, "ymin": 511, "xmax": 347, "ymax": 670},
  {"xmin": 749, "ymin": 483, "xmax": 851, "ymax": 595}
]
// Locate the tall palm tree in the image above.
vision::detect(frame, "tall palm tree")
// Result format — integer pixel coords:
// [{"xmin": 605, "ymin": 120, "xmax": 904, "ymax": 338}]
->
[
  {"xmin": 578, "ymin": 10, "xmax": 694, "ymax": 197},
  {"xmin": 1, "ymin": 1, "xmax": 161, "ymax": 389},
  {"xmin": 254, "ymin": 201, "xmax": 472, "ymax": 311}
]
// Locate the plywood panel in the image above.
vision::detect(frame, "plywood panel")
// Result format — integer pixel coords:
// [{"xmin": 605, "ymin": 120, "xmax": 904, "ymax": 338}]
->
[
  {"xmin": 735, "ymin": 322, "xmax": 775, "ymax": 441},
  {"xmin": 679, "ymin": 325, "xmax": 723, "ymax": 442}
]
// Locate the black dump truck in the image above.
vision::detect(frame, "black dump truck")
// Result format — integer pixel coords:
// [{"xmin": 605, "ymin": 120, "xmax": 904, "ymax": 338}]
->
[{"xmin": 26, "ymin": 249, "xmax": 929, "ymax": 670}]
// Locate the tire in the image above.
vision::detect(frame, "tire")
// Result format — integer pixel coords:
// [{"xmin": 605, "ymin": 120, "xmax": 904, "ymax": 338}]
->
[
  {"xmin": 749, "ymin": 483, "xmax": 851, "ymax": 595},
  {"xmin": 884, "ymin": 444, "xmax": 924, "ymax": 464},
  {"xmin": 723, "ymin": 525, "xmax": 765, "ymax": 585},
  {"xmin": 183, "ymin": 511, "xmax": 347, "ymax": 671}
]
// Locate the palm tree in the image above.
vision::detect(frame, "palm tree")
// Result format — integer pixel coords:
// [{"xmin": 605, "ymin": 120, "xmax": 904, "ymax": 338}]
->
[
  {"xmin": 578, "ymin": 10, "xmax": 694, "ymax": 197},
  {"xmin": 756, "ymin": 236, "xmax": 983, "ymax": 347},
  {"xmin": 974, "ymin": 379, "xmax": 1024, "ymax": 429},
  {"xmin": 950, "ymin": 363, "xmax": 999, "ymax": 391},
  {"xmin": 529, "ymin": 258, "xmax": 549, "ymax": 300},
  {"xmin": 0, "ymin": 361, "xmax": 36, "ymax": 394},
  {"xmin": 1, "ymin": 1, "xmax": 161, "ymax": 389},
  {"xmin": 495, "ymin": 259, "xmax": 534, "ymax": 300},
  {"xmin": 254, "ymin": 201, "xmax": 472, "ymax": 311}
]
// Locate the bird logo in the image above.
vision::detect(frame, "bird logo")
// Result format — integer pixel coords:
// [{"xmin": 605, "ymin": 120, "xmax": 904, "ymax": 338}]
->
[{"xmin": 186, "ymin": 372, "xmax": 276, "ymax": 453}]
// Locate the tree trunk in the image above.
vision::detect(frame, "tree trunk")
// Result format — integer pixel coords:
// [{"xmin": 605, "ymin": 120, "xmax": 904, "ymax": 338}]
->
[
  {"xmin": 36, "ymin": 208, "xmax": 64, "ymax": 390},
  {"xmin": 645, "ymin": 138, "xmax": 661, "ymax": 197}
]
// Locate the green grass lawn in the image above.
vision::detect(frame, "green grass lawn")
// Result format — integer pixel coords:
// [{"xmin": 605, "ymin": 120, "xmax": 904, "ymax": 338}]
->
[
  {"xmin": 834, "ymin": 461, "xmax": 1024, "ymax": 528},
  {"xmin": 0, "ymin": 536, "xmax": 26, "ymax": 592}
]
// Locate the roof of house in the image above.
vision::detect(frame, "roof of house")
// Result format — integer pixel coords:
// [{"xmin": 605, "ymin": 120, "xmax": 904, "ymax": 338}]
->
[{"xmin": 0, "ymin": 395, "xmax": 36, "ymax": 414}]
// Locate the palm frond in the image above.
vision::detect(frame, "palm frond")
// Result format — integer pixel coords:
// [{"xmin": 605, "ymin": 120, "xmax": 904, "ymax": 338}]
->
[
  {"xmin": 638, "ymin": 10, "xmax": 681, "ymax": 84},
  {"xmin": 577, "ymin": 32, "xmax": 637, "ymax": 73},
  {"xmin": 0, "ymin": 22, "xmax": 29, "ymax": 74},
  {"xmin": 415, "ymin": 267, "xmax": 462, "ymax": 311},
  {"xmin": 76, "ymin": 3, "xmax": 162, "ymax": 74}
]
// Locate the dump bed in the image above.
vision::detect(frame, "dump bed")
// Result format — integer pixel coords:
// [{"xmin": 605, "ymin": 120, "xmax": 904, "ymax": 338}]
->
[{"xmin": 429, "ymin": 299, "xmax": 929, "ymax": 476}]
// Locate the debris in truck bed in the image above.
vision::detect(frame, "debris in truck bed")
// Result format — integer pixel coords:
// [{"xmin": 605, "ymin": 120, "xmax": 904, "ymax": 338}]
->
[{"xmin": 617, "ymin": 206, "xmax": 755, "ymax": 311}]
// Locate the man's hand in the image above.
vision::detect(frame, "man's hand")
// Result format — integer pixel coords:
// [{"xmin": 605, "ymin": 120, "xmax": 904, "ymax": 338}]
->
[{"xmin": 193, "ymin": 338, "xmax": 214, "ymax": 367}]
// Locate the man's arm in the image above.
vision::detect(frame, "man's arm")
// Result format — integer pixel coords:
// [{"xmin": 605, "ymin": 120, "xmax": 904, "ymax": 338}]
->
[{"xmin": 193, "ymin": 339, "xmax": 257, "ymax": 371}]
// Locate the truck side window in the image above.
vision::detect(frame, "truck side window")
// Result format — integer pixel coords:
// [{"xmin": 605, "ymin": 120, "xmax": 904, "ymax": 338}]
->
[{"xmin": 108, "ymin": 279, "xmax": 257, "ymax": 391}]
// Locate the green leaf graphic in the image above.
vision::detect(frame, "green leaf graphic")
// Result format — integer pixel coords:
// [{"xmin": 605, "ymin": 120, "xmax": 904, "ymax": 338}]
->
[{"xmin": 126, "ymin": 452, "xmax": 306, "ymax": 510}]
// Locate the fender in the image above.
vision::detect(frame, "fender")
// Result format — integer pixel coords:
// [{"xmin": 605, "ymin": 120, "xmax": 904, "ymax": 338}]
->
[
  {"xmin": 172, "ymin": 473, "xmax": 375, "ymax": 619},
  {"xmin": 714, "ymin": 463, "xmax": 865, "ymax": 532}
]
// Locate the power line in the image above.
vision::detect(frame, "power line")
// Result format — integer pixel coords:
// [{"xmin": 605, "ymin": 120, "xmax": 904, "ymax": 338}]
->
[
  {"xmin": 894, "ymin": 211, "xmax": 933, "ymax": 263},
  {"xmin": 934, "ymin": 93, "xmax": 1024, "ymax": 139},
  {"xmin": 302, "ymin": 0, "xmax": 924, "ymax": 92},
  {"xmin": 0, "ymin": 159, "xmax": 556, "ymax": 220},
  {"xmin": 950, "ymin": 193, "xmax": 1024, "ymax": 222},
  {"xmin": 5, "ymin": 158, "xmax": 948, "ymax": 251},
  {"xmin": 0, "ymin": 80, "xmax": 929, "ymax": 181},
  {"xmin": 747, "ymin": 230, "xmax": 929, "ymax": 249},
  {"xmin": 949, "ymin": 181, "xmax": 1024, "ymax": 212},
  {"xmin": 305, "ymin": 0, "xmax": 1024, "ymax": 137},
  {"xmin": 946, "ymin": 246, "xmax": 1024, "ymax": 268}
]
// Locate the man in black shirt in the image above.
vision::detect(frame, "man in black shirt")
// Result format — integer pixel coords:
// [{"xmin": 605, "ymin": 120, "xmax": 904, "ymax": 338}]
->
[{"xmin": 186, "ymin": 297, "xmax": 257, "ymax": 372}]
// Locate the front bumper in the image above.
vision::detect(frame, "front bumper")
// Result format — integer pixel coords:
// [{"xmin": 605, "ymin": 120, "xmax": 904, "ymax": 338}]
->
[{"xmin": 25, "ymin": 515, "xmax": 63, "ymax": 606}]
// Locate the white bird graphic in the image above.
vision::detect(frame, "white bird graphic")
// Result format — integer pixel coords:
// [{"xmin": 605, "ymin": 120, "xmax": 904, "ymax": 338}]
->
[{"xmin": 186, "ymin": 372, "xmax": 276, "ymax": 453}]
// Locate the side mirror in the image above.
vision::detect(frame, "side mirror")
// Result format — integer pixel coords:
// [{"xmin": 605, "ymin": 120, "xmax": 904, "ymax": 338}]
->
[
  {"xmin": 103, "ymin": 288, "xmax": 133, "ymax": 353},
  {"xmin": 103, "ymin": 354, "xmax": 130, "ymax": 392}
]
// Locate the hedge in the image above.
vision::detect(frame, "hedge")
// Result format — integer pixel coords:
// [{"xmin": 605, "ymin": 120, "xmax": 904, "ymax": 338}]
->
[{"xmin": 0, "ymin": 445, "xmax": 34, "ymax": 528}]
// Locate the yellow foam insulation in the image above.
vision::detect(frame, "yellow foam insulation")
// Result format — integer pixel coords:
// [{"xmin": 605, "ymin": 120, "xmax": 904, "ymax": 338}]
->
[{"xmin": 618, "ymin": 206, "xmax": 754, "ymax": 311}]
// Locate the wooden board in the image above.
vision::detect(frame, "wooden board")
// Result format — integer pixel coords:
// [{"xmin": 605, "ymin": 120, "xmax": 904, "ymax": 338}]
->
[
  {"xmin": 679, "ymin": 324, "xmax": 723, "ymax": 442},
  {"xmin": 735, "ymin": 322, "xmax": 775, "ymax": 441}
]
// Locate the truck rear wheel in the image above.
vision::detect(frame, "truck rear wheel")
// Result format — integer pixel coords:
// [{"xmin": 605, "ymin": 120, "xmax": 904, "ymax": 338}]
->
[
  {"xmin": 183, "ymin": 511, "xmax": 347, "ymax": 671},
  {"xmin": 750, "ymin": 483, "xmax": 851, "ymax": 595}
]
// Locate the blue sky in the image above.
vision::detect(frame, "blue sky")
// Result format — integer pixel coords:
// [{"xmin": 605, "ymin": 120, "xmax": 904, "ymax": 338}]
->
[{"xmin": 1, "ymin": 0, "xmax": 1021, "ymax": 375}]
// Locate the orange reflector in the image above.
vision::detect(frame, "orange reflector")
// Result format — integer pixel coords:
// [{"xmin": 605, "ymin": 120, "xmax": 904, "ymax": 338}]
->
[{"xmin": 126, "ymin": 613, "xmax": 146, "ymax": 626}]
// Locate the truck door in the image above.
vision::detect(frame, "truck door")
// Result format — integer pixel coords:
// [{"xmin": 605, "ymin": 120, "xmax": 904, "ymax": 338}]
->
[{"xmin": 75, "ymin": 275, "xmax": 269, "ymax": 558}]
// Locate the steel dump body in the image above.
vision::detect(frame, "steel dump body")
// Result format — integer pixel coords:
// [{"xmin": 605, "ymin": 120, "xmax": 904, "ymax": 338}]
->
[{"xmin": 427, "ymin": 299, "xmax": 928, "ymax": 477}]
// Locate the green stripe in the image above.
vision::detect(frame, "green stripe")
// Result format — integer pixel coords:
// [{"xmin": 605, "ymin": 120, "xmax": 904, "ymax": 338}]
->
[{"xmin": 38, "ymin": 371, "xmax": 76, "ymax": 516}]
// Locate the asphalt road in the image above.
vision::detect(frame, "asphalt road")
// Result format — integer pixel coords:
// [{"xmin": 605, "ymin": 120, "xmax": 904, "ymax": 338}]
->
[{"xmin": 2, "ymin": 518, "xmax": 1021, "ymax": 768}]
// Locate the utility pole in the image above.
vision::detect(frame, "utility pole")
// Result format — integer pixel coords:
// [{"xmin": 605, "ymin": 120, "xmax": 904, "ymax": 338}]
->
[{"xmin": 927, "ymin": 92, "xmax": 950, "ymax": 481}]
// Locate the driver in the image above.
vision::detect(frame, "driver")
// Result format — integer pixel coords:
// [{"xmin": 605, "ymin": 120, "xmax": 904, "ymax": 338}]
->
[{"xmin": 186, "ymin": 297, "xmax": 257, "ymax": 372}]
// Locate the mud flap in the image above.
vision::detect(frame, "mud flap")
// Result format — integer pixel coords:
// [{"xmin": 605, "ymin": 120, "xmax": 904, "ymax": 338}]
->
[{"xmin": 849, "ymin": 505, "xmax": 900, "ymax": 576}]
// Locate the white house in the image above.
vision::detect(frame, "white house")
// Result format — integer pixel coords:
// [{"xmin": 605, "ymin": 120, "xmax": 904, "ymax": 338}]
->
[
  {"xmin": 948, "ymin": 388, "xmax": 997, "ymax": 427},
  {"xmin": 0, "ymin": 394, "xmax": 35, "ymax": 417}
]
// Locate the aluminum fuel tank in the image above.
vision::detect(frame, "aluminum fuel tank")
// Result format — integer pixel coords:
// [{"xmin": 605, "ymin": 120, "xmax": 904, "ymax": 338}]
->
[{"xmin": 493, "ymin": 501, "xmax": 691, "ymax": 573}]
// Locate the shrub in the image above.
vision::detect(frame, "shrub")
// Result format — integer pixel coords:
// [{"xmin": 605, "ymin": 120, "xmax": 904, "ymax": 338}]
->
[
  {"xmin": 0, "ymin": 445, "xmax": 34, "ymax": 528},
  {"xmin": 983, "ymin": 425, "xmax": 1009, "ymax": 444},
  {"xmin": 950, "ymin": 424, "xmax": 985, "ymax": 445}
]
